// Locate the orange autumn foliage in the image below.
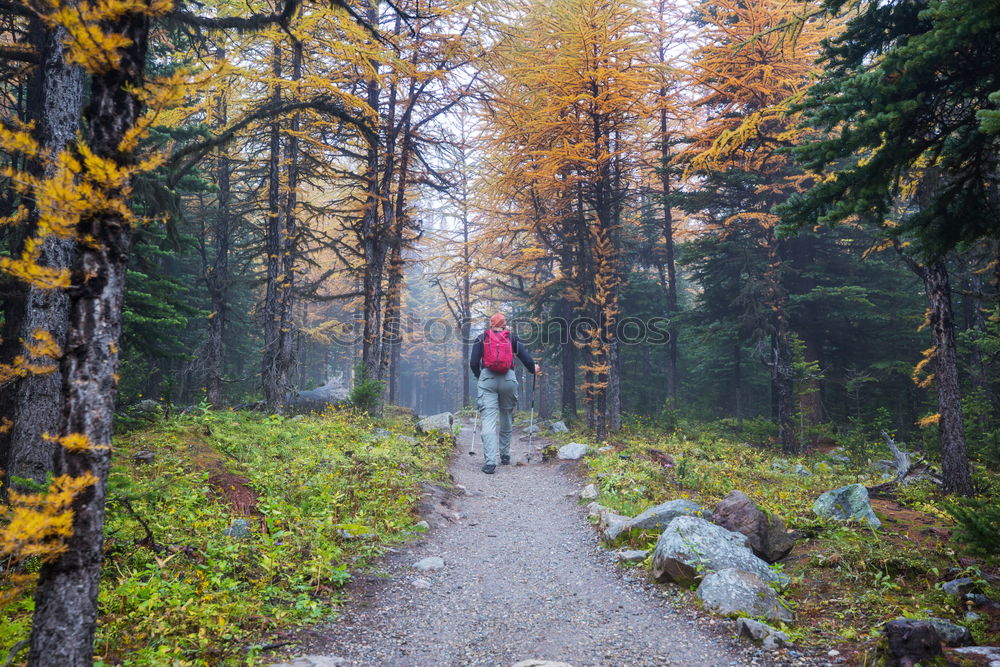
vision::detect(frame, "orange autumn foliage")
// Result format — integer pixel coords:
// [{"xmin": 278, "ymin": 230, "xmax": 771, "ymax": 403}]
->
[
  {"xmin": 683, "ymin": 0, "xmax": 836, "ymax": 209},
  {"xmin": 0, "ymin": 472, "xmax": 99, "ymax": 604}
]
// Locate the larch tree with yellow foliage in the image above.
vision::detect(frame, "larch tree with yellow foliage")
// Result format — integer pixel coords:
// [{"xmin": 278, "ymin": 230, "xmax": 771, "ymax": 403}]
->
[
  {"xmin": 679, "ymin": 0, "xmax": 832, "ymax": 453},
  {"xmin": 480, "ymin": 0, "xmax": 657, "ymax": 437}
]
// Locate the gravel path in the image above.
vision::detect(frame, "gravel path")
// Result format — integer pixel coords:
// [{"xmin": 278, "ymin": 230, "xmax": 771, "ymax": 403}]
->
[{"xmin": 292, "ymin": 420, "xmax": 760, "ymax": 667}]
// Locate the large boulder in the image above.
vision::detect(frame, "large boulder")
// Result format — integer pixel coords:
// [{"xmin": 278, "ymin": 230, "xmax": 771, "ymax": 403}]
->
[
  {"xmin": 549, "ymin": 421, "xmax": 569, "ymax": 433},
  {"xmin": 557, "ymin": 443, "xmax": 589, "ymax": 460},
  {"xmin": 696, "ymin": 568, "xmax": 793, "ymax": 623},
  {"xmin": 812, "ymin": 483, "xmax": 881, "ymax": 529},
  {"xmin": 652, "ymin": 515, "xmax": 789, "ymax": 590},
  {"xmin": 629, "ymin": 499, "xmax": 711, "ymax": 531},
  {"xmin": 712, "ymin": 490, "xmax": 796, "ymax": 563},
  {"xmin": 292, "ymin": 377, "xmax": 350, "ymax": 411},
  {"xmin": 416, "ymin": 412, "xmax": 454, "ymax": 434},
  {"xmin": 597, "ymin": 499, "xmax": 711, "ymax": 544}
]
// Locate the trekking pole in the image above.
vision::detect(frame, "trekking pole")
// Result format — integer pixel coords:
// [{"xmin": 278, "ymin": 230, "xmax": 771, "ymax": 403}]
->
[
  {"xmin": 526, "ymin": 372, "xmax": 537, "ymax": 462},
  {"xmin": 468, "ymin": 409, "xmax": 479, "ymax": 456}
]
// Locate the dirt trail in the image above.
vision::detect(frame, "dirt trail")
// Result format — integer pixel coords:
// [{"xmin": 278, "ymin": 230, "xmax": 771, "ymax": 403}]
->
[{"xmin": 294, "ymin": 420, "xmax": 755, "ymax": 667}]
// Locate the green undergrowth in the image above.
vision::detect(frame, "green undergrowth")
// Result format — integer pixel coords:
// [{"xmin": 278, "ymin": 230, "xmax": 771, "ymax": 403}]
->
[
  {"xmin": 577, "ymin": 419, "xmax": 1000, "ymax": 654},
  {"xmin": 0, "ymin": 407, "xmax": 454, "ymax": 666}
]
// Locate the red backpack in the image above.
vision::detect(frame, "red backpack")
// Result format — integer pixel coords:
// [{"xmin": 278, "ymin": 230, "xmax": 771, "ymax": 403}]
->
[{"xmin": 482, "ymin": 329, "xmax": 514, "ymax": 373}]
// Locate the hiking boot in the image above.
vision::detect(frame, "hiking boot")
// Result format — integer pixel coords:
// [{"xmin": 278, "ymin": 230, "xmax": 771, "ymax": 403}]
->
[
  {"xmin": 500, "ymin": 455, "xmax": 510, "ymax": 465},
  {"xmin": 482, "ymin": 464, "xmax": 496, "ymax": 474}
]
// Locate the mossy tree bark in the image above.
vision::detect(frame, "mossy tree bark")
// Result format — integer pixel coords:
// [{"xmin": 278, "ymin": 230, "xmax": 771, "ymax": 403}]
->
[
  {"xmin": 27, "ymin": 8, "xmax": 149, "ymax": 664},
  {"xmin": 0, "ymin": 16, "xmax": 83, "ymax": 492}
]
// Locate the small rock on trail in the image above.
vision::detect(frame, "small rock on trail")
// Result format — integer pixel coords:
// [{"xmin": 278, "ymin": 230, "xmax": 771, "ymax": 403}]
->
[
  {"xmin": 410, "ymin": 556, "xmax": 445, "ymax": 571},
  {"xmin": 280, "ymin": 419, "xmax": 754, "ymax": 666}
]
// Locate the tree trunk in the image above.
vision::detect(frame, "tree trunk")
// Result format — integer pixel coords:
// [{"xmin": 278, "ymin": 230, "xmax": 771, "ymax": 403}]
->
[
  {"xmin": 659, "ymin": 117, "xmax": 678, "ymax": 404},
  {"xmin": 389, "ymin": 324, "xmax": 402, "ymax": 404},
  {"xmin": 381, "ymin": 245, "xmax": 402, "ymax": 404},
  {"xmin": 585, "ymin": 367, "xmax": 595, "ymax": 432},
  {"xmin": 800, "ymin": 334, "xmax": 824, "ymax": 433},
  {"xmin": 460, "ymin": 187, "xmax": 473, "ymax": 408},
  {"xmin": 359, "ymin": 0, "xmax": 385, "ymax": 384},
  {"xmin": 279, "ymin": 42, "xmax": 302, "ymax": 390},
  {"xmin": 606, "ymin": 338, "xmax": 621, "ymax": 432},
  {"xmin": 205, "ymin": 52, "xmax": 229, "ymax": 408},
  {"xmin": 28, "ymin": 9, "xmax": 148, "ymax": 664},
  {"xmin": 538, "ymin": 367, "xmax": 551, "ymax": 419},
  {"xmin": 789, "ymin": 234, "xmax": 824, "ymax": 431},
  {"xmin": 922, "ymin": 260, "xmax": 973, "ymax": 495},
  {"xmin": 560, "ymin": 299, "xmax": 576, "ymax": 423},
  {"xmin": 653, "ymin": 0, "xmax": 679, "ymax": 405},
  {"xmin": 763, "ymin": 238, "xmax": 796, "ymax": 453},
  {"xmin": 379, "ymin": 70, "xmax": 411, "ymax": 405},
  {"xmin": 733, "ymin": 339, "xmax": 743, "ymax": 422},
  {"xmin": 773, "ymin": 324, "xmax": 796, "ymax": 453},
  {"xmin": 261, "ymin": 40, "xmax": 300, "ymax": 411},
  {"xmin": 0, "ymin": 17, "xmax": 83, "ymax": 492},
  {"xmin": 594, "ymin": 363, "xmax": 606, "ymax": 440},
  {"xmin": 261, "ymin": 43, "xmax": 284, "ymax": 410},
  {"xmin": 461, "ymin": 313, "xmax": 471, "ymax": 408},
  {"xmin": 360, "ymin": 150, "xmax": 384, "ymax": 383}
]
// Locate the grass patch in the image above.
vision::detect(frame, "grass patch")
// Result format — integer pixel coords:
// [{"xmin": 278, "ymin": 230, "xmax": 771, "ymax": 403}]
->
[
  {"xmin": 1, "ymin": 407, "xmax": 453, "ymax": 666},
  {"xmin": 580, "ymin": 420, "xmax": 1000, "ymax": 656}
]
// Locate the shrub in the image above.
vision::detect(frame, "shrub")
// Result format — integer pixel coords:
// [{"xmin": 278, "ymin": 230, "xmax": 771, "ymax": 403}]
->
[
  {"xmin": 946, "ymin": 497, "xmax": 1000, "ymax": 558},
  {"xmin": 349, "ymin": 372, "xmax": 384, "ymax": 414}
]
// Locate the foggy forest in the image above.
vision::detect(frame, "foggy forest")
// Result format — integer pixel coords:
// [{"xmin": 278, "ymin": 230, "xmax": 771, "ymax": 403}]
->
[{"xmin": 1, "ymin": 0, "xmax": 999, "ymax": 664}]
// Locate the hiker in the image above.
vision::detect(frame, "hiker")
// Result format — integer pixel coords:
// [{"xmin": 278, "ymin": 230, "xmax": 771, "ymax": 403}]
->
[{"xmin": 469, "ymin": 313, "xmax": 540, "ymax": 474}]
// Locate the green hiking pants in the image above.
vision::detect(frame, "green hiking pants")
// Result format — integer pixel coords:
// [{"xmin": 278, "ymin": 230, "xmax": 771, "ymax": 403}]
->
[{"xmin": 477, "ymin": 368, "xmax": 518, "ymax": 466}]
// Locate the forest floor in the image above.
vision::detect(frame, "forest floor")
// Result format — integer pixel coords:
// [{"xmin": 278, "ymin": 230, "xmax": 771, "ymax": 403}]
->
[
  {"xmin": 2, "ymin": 407, "xmax": 457, "ymax": 666},
  {"xmin": 267, "ymin": 420, "xmax": 830, "ymax": 667},
  {"xmin": 542, "ymin": 417, "xmax": 1000, "ymax": 665},
  {"xmin": 3, "ymin": 408, "xmax": 996, "ymax": 666}
]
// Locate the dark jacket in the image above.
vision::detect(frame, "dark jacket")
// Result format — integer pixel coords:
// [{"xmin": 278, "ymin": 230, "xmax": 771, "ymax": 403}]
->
[{"xmin": 469, "ymin": 330, "xmax": 536, "ymax": 379}]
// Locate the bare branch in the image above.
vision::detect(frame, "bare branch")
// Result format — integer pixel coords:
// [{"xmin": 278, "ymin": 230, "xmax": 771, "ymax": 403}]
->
[
  {"xmin": 166, "ymin": 97, "xmax": 375, "ymax": 187},
  {"xmin": 0, "ymin": 43, "xmax": 38, "ymax": 64}
]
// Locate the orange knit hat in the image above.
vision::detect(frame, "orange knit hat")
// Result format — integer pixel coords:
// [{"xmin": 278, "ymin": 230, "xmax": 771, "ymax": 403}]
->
[{"xmin": 489, "ymin": 313, "xmax": 506, "ymax": 329}]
